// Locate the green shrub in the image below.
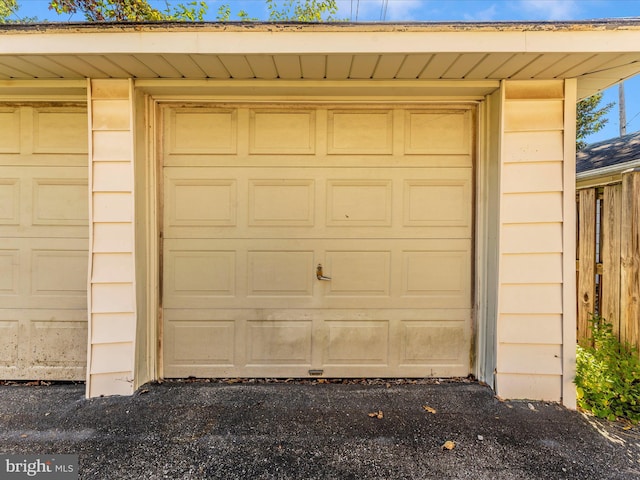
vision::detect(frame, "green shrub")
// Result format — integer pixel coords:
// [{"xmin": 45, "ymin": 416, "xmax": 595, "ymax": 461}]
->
[{"xmin": 575, "ymin": 315, "xmax": 640, "ymax": 423}]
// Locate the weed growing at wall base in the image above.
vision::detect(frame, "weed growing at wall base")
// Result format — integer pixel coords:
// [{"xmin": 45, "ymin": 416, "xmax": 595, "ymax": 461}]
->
[{"xmin": 575, "ymin": 315, "xmax": 640, "ymax": 423}]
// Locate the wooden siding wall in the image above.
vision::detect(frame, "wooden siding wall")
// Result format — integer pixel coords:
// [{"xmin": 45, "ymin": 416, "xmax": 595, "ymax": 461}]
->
[
  {"xmin": 87, "ymin": 79, "xmax": 137, "ymax": 397},
  {"xmin": 577, "ymin": 172, "xmax": 640, "ymax": 350},
  {"xmin": 496, "ymin": 80, "xmax": 568, "ymax": 401}
]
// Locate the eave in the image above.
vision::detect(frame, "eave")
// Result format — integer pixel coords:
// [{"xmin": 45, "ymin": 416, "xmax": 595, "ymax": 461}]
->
[{"xmin": 0, "ymin": 21, "xmax": 639, "ymax": 98}]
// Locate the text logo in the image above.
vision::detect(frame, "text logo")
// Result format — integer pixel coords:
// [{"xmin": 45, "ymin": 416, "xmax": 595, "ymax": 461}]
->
[{"xmin": 0, "ymin": 456, "xmax": 78, "ymax": 480}]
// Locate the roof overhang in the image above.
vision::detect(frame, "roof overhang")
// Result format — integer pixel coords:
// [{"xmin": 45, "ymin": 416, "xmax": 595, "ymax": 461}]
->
[
  {"xmin": 577, "ymin": 159, "xmax": 640, "ymax": 182},
  {"xmin": 1, "ymin": 21, "xmax": 640, "ymax": 99}
]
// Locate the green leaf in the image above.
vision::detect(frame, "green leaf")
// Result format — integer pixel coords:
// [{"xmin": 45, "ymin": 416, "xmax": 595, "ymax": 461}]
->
[{"xmin": 575, "ymin": 314, "xmax": 640, "ymax": 423}]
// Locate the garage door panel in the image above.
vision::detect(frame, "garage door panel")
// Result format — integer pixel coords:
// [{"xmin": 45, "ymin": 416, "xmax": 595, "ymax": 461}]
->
[
  {"xmin": 0, "ymin": 249, "xmax": 19, "ymax": 296},
  {"xmin": 247, "ymin": 250, "xmax": 314, "ymax": 297},
  {"xmin": 328, "ymin": 110, "xmax": 393, "ymax": 155},
  {"xmin": 0, "ymin": 106, "xmax": 87, "ymax": 165},
  {"xmin": 0, "ymin": 104, "xmax": 88, "ymax": 381},
  {"xmin": 166, "ymin": 319, "xmax": 236, "ymax": 366},
  {"xmin": 0, "ymin": 308, "xmax": 87, "ymax": 380},
  {"xmin": 168, "ymin": 249, "xmax": 236, "ymax": 297},
  {"xmin": 163, "ymin": 307, "xmax": 471, "ymax": 377},
  {"xmin": 164, "ymin": 166, "xmax": 470, "ymax": 239},
  {"xmin": 0, "ymin": 319, "xmax": 18, "ymax": 364},
  {"xmin": 326, "ymin": 180, "xmax": 392, "ymax": 226},
  {"xmin": 405, "ymin": 109, "xmax": 472, "ymax": 155},
  {"xmin": 246, "ymin": 320, "xmax": 313, "ymax": 365},
  {"xmin": 32, "ymin": 108, "xmax": 88, "ymax": 155},
  {"xmin": 402, "ymin": 249, "xmax": 471, "ymax": 305},
  {"xmin": 0, "ymin": 235, "xmax": 87, "ymax": 309},
  {"xmin": 166, "ymin": 108, "xmax": 237, "ymax": 155},
  {"xmin": 249, "ymin": 109, "xmax": 316, "ymax": 155},
  {"xmin": 164, "ymin": 238, "xmax": 470, "ymax": 309},
  {"xmin": 325, "ymin": 251, "xmax": 391, "ymax": 297},
  {"xmin": 403, "ymin": 171, "xmax": 472, "ymax": 228},
  {"xmin": 165, "ymin": 177, "xmax": 237, "ymax": 227},
  {"xmin": 162, "ymin": 104, "xmax": 473, "ymax": 379},
  {"xmin": 249, "ymin": 179, "xmax": 315, "ymax": 226},
  {"xmin": 30, "ymin": 249, "xmax": 87, "ymax": 304},
  {"xmin": 0, "ymin": 179, "xmax": 19, "ymax": 225},
  {"xmin": 0, "ymin": 165, "xmax": 88, "ymax": 238},
  {"xmin": 29, "ymin": 319, "xmax": 87, "ymax": 367},
  {"xmin": 324, "ymin": 320, "xmax": 389, "ymax": 366},
  {"xmin": 32, "ymin": 179, "xmax": 88, "ymax": 227},
  {"xmin": 0, "ymin": 108, "xmax": 20, "ymax": 153},
  {"xmin": 400, "ymin": 321, "xmax": 468, "ymax": 365}
]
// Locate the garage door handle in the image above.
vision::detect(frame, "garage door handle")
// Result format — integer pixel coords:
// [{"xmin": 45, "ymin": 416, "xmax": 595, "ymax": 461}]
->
[{"xmin": 316, "ymin": 264, "xmax": 332, "ymax": 281}]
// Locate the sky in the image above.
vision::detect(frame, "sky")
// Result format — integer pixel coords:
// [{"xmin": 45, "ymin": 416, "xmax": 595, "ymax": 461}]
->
[{"xmin": 8, "ymin": 0, "xmax": 640, "ymax": 146}]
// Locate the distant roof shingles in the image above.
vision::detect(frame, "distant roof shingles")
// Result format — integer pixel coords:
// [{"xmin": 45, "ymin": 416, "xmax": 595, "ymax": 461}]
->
[{"xmin": 576, "ymin": 131, "xmax": 640, "ymax": 173}]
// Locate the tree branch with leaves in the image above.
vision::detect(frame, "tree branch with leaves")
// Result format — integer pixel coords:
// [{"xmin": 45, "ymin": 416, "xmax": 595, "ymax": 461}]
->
[
  {"xmin": 46, "ymin": 0, "xmax": 339, "ymax": 22},
  {"xmin": 48, "ymin": 0, "xmax": 208, "ymax": 22},
  {"xmin": 577, "ymin": 92, "xmax": 614, "ymax": 150}
]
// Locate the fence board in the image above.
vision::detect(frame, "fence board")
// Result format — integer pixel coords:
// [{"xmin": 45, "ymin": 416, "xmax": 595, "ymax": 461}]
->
[
  {"xmin": 621, "ymin": 171, "xmax": 640, "ymax": 350},
  {"xmin": 601, "ymin": 184, "xmax": 621, "ymax": 337},
  {"xmin": 580, "ymin": 171, "xmax": 640, "ymax": 349},
  {"xmin": 577, "ymin": 188, "xmax": 596, "ymax": 343}
]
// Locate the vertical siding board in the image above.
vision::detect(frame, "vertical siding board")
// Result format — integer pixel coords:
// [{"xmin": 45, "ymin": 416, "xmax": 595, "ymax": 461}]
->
[
  {"xmin": 133, "ymin": 90, "xmax": 155, "ymax": 389},
  {"xmin": 601, "ymin": 184, "xmax": 621, "ymax": 336},
  {"xmin": 85, "ymin": 78, "xmax": 94, "ymax": 399},
  {"xmin": 621, "ymin": 171, "xmax": 640, "ymax": 351},
  {"xmin": 577, "ymin": 188, "xmax": 596, "ymax": 343},
  {"xmin": 561, "ymin": 78, "xmax": 577, "ymax": 410},
  {"xmin": 87, "ymin": 78, "xmax": 137, "ymax": 398}
]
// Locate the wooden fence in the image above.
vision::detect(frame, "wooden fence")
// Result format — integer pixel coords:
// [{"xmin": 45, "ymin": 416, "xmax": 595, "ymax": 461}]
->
[{"xmin": 576, "ymin": 169, "xmax": 640, "ymax": 349}]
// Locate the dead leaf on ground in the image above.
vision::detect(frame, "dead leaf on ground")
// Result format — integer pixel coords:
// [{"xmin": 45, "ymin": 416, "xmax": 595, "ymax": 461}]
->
[
  {"xmin": 422, "ymin": 405, "xmax": 437, "ymax": 414},
  {"xmin": 368, "ymin": 410, "xmax": 384, "ymax": 419},
  {"xmin": 441, "ymin": 440, "xmax": 455, "ymax": 450}
]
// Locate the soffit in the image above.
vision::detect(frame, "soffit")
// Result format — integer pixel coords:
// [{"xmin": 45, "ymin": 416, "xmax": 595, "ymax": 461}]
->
[{"xmin": 1, "ymin": 22, "xmax": 640, "ymax": 98}]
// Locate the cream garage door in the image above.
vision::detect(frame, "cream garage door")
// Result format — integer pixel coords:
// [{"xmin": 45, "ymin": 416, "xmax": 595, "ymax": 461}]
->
[
  {"xmin": 0, "ymin": 105, "xmax": 88, "ymax": 380},
  {"xmin": 162, "ymin": 104, "xmax": 473, "ymax": 378}
]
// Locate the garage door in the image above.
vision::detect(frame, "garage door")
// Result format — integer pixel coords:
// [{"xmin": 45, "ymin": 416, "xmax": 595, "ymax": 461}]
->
[
  {"xmin": 161, "ymin": 104, "xmax": 473, "ymax": 378},
  {"xmin": 0, "ymin": 105, "xmax": 88, "ymax": 380}
]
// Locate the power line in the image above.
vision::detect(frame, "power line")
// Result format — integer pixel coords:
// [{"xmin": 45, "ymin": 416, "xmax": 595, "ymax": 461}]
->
[
  {"xmin": 6, "ymin": 0, "xmax": 23, "ymax": 22},
  {"xmin": 625, "ymin": 109, "xmax": 640, "ymax": 129},
  {"xmin": 380, "ymin": 0, "xmax": 389, "ymax": 21}
]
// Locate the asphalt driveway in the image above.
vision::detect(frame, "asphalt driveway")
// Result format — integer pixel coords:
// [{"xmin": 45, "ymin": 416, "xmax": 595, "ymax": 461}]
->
[{"xmin": 0, "ymin": 379, "xmax": 639, "ymax": 479}]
